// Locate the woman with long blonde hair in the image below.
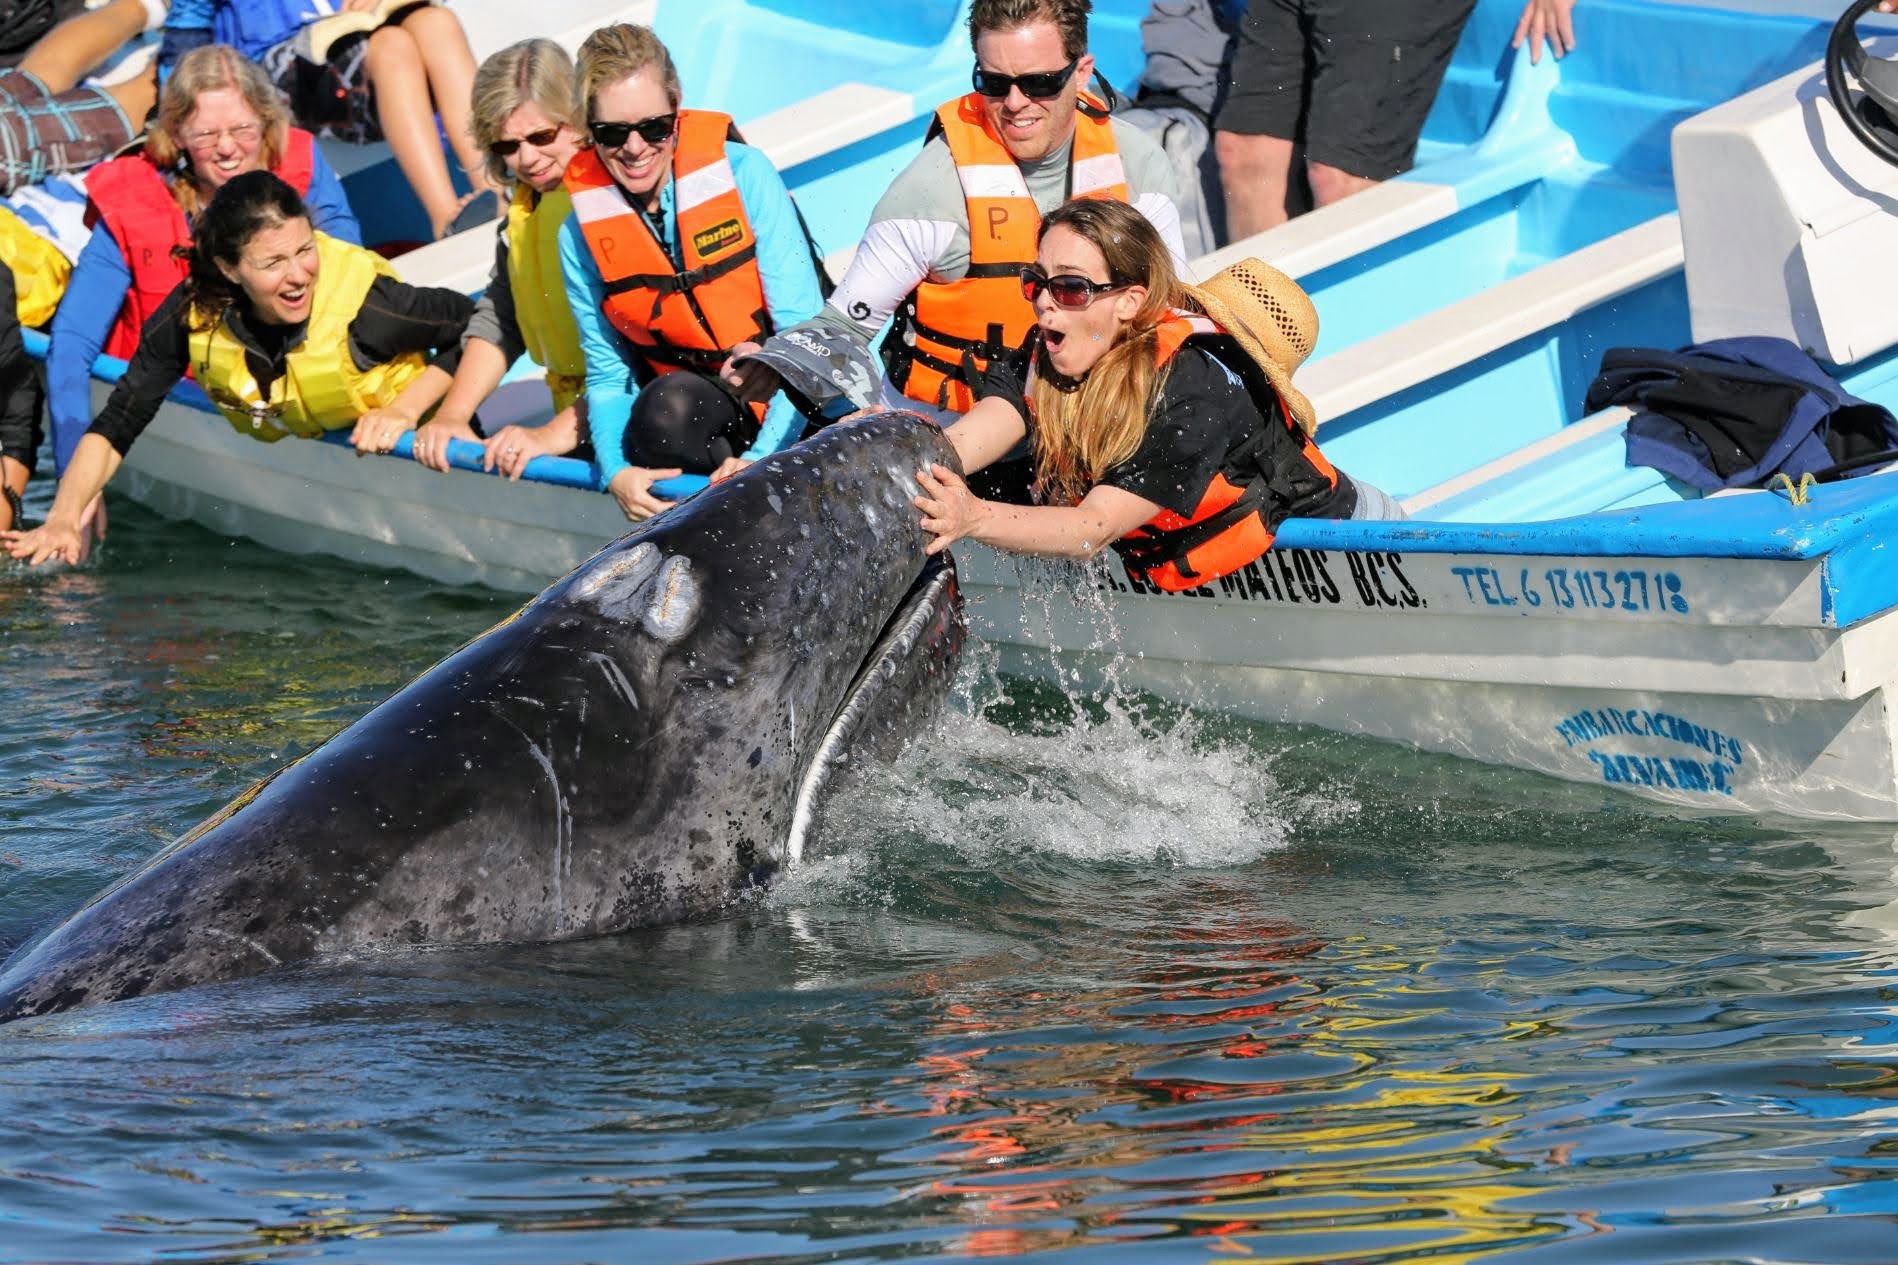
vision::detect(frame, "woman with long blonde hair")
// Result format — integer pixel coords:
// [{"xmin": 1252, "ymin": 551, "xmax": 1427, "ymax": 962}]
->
[
  {"xmin": 914, "ymin": 197, "xmax": 1399, "ymax": 592},
  {"xmin": 394, "ymin": 38, "xmax": 591, "ymax": 477}
]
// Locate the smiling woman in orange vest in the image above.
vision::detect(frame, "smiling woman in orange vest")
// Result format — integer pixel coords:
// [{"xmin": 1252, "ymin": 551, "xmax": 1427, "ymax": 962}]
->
[
  {"xmin": 911, "ymin": 198, "xmax": 1404, "ymax": 591},
  {"xmin": 4, "ymin": 172, "xmax": 471, "ymax": 568},
  {"xmin": 556, "ymin": 23, "xmax": 824, "ymax": 522}
]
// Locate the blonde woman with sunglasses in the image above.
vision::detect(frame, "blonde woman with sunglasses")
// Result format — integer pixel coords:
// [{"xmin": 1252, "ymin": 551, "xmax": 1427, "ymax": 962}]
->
[
  {"xmin": 400, "ymin": 39, "xmax": 589, "ymax": 478},
  {"xmin": 913, "ymin": 198, "xmax": 1400, "ymax": 592},
  {"xmin": 557, "ymin": 23, "xmax": 823, "ymax": 521}
]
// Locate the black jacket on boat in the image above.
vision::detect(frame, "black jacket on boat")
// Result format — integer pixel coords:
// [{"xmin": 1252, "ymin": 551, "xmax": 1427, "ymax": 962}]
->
[{"xmin": 1586, "ymin": 336, "xmax": 1898, "ymax": 491}]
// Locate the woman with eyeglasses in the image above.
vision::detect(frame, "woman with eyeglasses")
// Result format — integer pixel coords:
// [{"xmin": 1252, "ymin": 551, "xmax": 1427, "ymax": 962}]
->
[
  {"xmin": 388, "ymin": 38, "xmax": 591, "ymax": 477},
  {"xmin": 43, "ymin": 43, "xmax": 359, "ymax": 558},
  {"xmin": 6, "ymin": 171, "xmax": 472, "ymax": 567},
  {"xmin": 557, "ymin": 23, "xmax": 824, "ymax": 521},
  {"xmin": 912, "ymin": 198, "xmax": 1401, "ymax": 592}
]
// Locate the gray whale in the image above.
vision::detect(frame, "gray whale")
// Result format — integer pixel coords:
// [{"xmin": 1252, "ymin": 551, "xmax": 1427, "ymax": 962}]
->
[{"xmin": 0, "ymin": 412, "xmax": 964, "ymax": 1021}]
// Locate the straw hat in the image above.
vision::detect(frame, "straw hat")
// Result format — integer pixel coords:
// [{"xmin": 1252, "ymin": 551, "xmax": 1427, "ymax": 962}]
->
[{"xmin": 1190, "ymin": 258, "xmax": 1321, "ymax": 435}]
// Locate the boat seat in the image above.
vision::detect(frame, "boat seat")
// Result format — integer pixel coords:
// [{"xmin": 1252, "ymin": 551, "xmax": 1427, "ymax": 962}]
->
[
  {"xmin": 1400, "ymin": 404, "xmax": 1699, "ymax": 522},
  {"xmin": 1302, "ymin": 212, "xmax": 1684, "ymax": 426}
]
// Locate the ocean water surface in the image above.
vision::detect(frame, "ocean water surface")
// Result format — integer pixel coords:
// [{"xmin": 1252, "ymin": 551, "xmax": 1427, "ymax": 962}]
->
[{"xmin": 4, "ymin": 499, "xmax": 1898, "ymax": 1263}]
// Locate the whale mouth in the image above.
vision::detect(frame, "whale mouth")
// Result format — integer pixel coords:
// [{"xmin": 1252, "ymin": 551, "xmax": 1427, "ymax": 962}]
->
[{"xmin": 785, "ymin": 553, "xmax": 964, "ymax": 866}]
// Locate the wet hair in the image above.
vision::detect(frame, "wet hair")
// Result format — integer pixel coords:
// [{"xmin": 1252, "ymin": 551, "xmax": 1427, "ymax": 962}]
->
[
  {"xmin": 181, "ymin": 171, "xmax": 310, "ymax": 333},
  {"xmin": 1027, "ymin": 198, "xmax": 1198, "ymax": 505},
  {"xmin": 576, "ymin": 23, "xmax": 681, "ymax": 119},
  {"xmin": 470, "ymin": 39, "xmax": 584, "ymax": 189},
  {"xmin": 968, "ymin": 0, "xmax": 1091, "ymax": 60},
  {"xmin": 147, "ymin": 45, "xmax": 291, "ymax": 219}
]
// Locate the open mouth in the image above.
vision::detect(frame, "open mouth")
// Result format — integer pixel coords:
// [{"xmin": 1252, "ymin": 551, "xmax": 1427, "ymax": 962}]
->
[
  {"xmin": 1040, "ymin": 322, "xmax": 1067, "ymax": 352},
  {"xmin": 278, "ymin": 286, "xmax": 310, "ymax": 313}
]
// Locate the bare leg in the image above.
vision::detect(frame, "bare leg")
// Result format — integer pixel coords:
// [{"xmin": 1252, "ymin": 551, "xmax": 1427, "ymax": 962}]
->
[
  {"xmin": 1215, "ymin": 130, "xmax": 1298, "ymax": 239},
  {"xmin": 103, "ymin": 62, "xmax": 156, "ymax": 131},
  {"xmin": 1307, "ymin": 160, "xmax": 1376, "ymax": 210},
  {"xmin": 397, "ymin": 5, "xmax": 494, "ymax": 198},
  {"xmin": 18, "ymin": 0, "xmax": 148, "ymax": 93},
  {"xmin": 363, "ymin": 23, "xmax": 464, "ymax": 239},
  {"xmin": 0, "ymin": 455, "xmax": 27, "ymax": 533}
]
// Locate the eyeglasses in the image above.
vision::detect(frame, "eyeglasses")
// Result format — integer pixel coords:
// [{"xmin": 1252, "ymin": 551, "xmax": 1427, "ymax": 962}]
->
[
  {"xmin": 1021, "ymin": 265, "xmax": 1127, "ymax": 309},
  {"xmin": 972, "ymin": 58, "xmax": 1080, "ymax": 99},
  {"xmin": 488, "ymin": 125, "xmax": 564, "ymax": 157},
  {"xmin": 182, "ymin": 122, "xmax": 262, "ymax": 150},
  {"xmin": 588, "ymin": 113, "xmax": 677, "ymax": 150}
]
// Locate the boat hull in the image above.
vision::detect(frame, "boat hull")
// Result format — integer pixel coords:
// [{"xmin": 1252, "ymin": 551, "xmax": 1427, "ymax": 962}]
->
[
  {"xmin": 957, "ymin": 546, "xmax": 1898, "ymax": 821},
  {"xmin": 104, "ymin": 392, "xmax": 1898, "ymax": 820}
]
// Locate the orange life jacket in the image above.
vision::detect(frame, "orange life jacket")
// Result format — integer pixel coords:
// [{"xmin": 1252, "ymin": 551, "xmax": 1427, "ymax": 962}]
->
[
  {"xmin": 1104, "ymin": 313, "xmax": 1342, "ymax": 592},
  {"xmin": 882, "ymin": 92, "xmax": 1127, "ymax": 414},
  {"xmin": 86, "ymin": 130, "xmax": 317, "ymax": 363},
  {"xmin": 565, "ymin": 110, "xmax": 771, "ymax": 429}
]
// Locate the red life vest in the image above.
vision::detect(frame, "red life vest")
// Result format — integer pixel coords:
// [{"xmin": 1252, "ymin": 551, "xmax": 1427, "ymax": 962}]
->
[
  {"xmin": 86, "ymin": 129, "xmax": 316, "ymax": 362},
  {"xmin": 1108, "ymin": 313, "xmax": 1342, "ymax": 592},
  {"xmin": 564, "ymin": 110, "xmax": 772, "ymax": 420},
  {"xmin": 883, "ymin": 92, "xmax": 1127, "ymax": 414}
]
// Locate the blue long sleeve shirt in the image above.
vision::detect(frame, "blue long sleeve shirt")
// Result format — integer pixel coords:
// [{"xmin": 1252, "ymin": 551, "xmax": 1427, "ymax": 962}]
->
[
  {"xmin": 47, "ymin": 153, "xmax": 361, "ymax": 473},
  {"xmin": 558, "ymin": 140, "xmax": 824, "ymax": 488}
]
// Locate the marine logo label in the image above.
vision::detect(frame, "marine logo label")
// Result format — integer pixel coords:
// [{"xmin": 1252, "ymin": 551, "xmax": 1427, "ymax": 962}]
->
[{"xmin": 692, "ymin": 217, "xmax": 745, "ymax": 258}]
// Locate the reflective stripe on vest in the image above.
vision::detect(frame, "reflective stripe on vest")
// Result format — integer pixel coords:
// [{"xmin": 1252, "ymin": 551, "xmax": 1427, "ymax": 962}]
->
[
  {"xmin": 0, "ymin": 205, "xmax": 71, "ymax": 328},
  {"xmin": 187, "ymin": 233, "xmax": 428, "ymax": 442},
  {"xmin": 506, "ymin": 183, "xmax": 587, "ymax": 412},
  {"xmin": 885, "ymin": 92, "xmax": 1126, "ymax": 414},
  {"xmin": 1111, "ymin": 311, "xmax": 1341, "ymax": 593},
  {"xmin": 563, "ymin": 110, "xmax": 771, "ymax": 381},
  {"xmin": 88, "ymin": 130, "xmax": 317, "ymax": 363}
]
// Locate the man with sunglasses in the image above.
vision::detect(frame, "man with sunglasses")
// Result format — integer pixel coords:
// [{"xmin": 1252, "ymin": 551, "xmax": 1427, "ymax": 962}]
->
[{"xmin": 723, "ymin": 0, "xmax": 1184, "ymax": 428}]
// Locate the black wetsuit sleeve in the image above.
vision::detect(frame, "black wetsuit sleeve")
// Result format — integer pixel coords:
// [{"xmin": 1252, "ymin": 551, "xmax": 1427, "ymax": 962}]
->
[
  {"xmin": 88, "ymin": 285, "xmax": 194, "ymax": 456},
  {"xmin": 1103, "ymin": 345, "xmax": 1256, "ymax": 516},
  {"xmin": 348, "ymin": 276, "xmax": 476, "ymax": 380},
  {"xmin": 0, "ymin": 261, "xmax": 42, "ymax": 464}
]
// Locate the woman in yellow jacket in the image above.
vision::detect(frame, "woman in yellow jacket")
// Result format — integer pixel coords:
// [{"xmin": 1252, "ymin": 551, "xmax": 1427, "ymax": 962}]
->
[
  {"xmin": 3, "ymin": 171, "xmax": 473, "ymax": 567},
  {"xmin": 0, "ymin": 206, "xmax": 71, "ymax": 532},
  {"xmin": 409, "ymin": 38, "xmax": 589, "ymax": 479}
]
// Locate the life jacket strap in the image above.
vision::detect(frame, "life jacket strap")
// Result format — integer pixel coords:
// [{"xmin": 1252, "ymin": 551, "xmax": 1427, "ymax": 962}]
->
[
  {"xmin": 601, "ymin": 241, "xmax": 761, "ymax": 317},
  {"xmin": 1117, "ymin": 482, "xmax": 1266, "ymax": 580}
]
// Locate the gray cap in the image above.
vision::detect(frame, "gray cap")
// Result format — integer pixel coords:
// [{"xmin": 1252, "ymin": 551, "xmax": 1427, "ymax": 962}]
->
[{"xmin": 732, "ymin": 327, "xmax": 880, "ymax": 412}]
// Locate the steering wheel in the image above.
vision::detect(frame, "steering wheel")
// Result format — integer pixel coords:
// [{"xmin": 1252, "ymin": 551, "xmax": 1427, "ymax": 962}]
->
[{"xmin": 1827, "ymin": 0, "xmax": 1898, "ymax": 166}]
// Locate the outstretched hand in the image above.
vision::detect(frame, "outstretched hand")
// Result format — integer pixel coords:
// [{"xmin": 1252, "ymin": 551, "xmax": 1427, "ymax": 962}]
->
[
  {"xmin": 912, "ymin": 462, "xmax": 986, "ymax": 555},
  {"xmin": 608, "ymin": 465, "xmax": 682, "ymax": 521},
  {"xmin": 3, "ymin": 518, "xmax": 87, "ymax": 566},
  {"xmin": 1513, "ymin": 0, "xmax": 1577, "ymax": 64},
  {"xmin": 349, "ymin": 405, "xmax": 418, "ymax": 457},
  {"xmin": 719, "ymin": 340, "xmax": 781, "ymax": 407}
]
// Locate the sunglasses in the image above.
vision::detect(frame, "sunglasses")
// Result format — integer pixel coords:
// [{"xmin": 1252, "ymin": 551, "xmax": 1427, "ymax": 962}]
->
[
  {"xmin": 588, "ymin": 113, "xmax": 678, "ymax": 149},
  {"xmin": 488, "ymin": 125, "xmax": 563, "ymax": 157},
  {"xmin": 1021, "ymin": 266, "xmax": 1128, "ymax": 309},
  {"xmin": 972, "ymin": 57, "xmax": 1080, "ymax": 99}
]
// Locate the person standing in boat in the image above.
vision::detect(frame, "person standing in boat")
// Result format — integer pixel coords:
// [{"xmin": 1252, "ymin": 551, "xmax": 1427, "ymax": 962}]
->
[
  {"xmin": 0, "ymin": 205, "xmax": 71, "ymax": 532},
  {"xmin": 722, "ymin": 0, "xmax": 1186, "ymax": 429},
  {"xmin": 910, "ymin": 198, "xmax": 1401, "ymax": 590},
  {"xmin": 44, "ymin": 43, "xmax": 361, "ymax": 556},
  {"xmin": 4, "ymin": 171, "xmax": 471, "ymax": 567},
  {"xmin": 558, "ymin": 23, "xmax": 825, "ymax": 521},
  {"xmin": 407, "ymin": 38, "xmax": 588, "ymax": 479}
]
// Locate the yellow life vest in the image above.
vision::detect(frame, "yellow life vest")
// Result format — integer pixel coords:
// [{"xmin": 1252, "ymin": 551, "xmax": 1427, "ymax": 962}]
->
[
  {"xmin": 505, "ymin": 182, "xmax": 587, "ymax": 412},
  {"xmin": 0, "ymin": 206, "xmax": 72, "ymax": 329},
  {"xmin": 188, "ymin": 232, "xmax": 429, "ymax": 442}
]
